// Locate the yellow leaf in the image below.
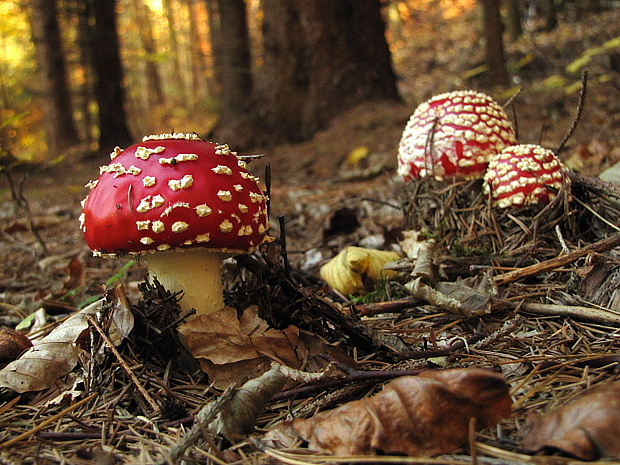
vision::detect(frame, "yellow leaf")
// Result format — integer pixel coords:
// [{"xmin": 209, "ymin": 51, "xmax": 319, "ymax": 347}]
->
[{"xmin": 345, "ymin": 146, "xmax": 369, "ymax": 167}]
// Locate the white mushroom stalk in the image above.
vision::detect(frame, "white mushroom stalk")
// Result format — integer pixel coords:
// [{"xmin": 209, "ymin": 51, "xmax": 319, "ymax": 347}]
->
[{"xmin": 145, "ymin": 249, "xmax": 230, "ymax": 317}]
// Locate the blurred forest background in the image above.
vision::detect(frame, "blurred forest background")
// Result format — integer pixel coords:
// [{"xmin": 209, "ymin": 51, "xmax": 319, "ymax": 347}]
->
[{"xmin": 0, "ymin": 0, "xmax": 617, "ymax": 167}]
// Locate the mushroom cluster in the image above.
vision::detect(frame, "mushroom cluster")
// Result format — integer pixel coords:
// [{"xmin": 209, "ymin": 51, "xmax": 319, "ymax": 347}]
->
[
  {"xmin": 398, "ymin": 90, "xmax": 517, "ymax": 181},
  {"xmin": 483, "ymin": 144, "xmax": 568, "ymax": 209},
  {"xmin": 398, "ymin": 90, "xmax": 570, "ymax": 210},
  {"xmin": 80, "ymin": 133, "xmax": 270, "ymax": 318}
]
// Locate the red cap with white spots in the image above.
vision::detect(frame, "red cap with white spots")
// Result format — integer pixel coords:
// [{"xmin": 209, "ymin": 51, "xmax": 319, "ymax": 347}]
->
[
  {"xmin": 398, "ymin": 90, "xmax": 516, "ymax": 181},
  {"xmin": 80, "ymin": 133, "xmax": 269, "ymax": 257},
  {"xmin": 483, "ymin": 144, "xmax": 568, "ymax": 209}
]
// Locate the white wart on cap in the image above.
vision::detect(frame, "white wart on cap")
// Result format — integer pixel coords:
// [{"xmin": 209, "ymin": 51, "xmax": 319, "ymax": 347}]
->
[
  {"xmin": 483, "ymin": 144, "xmax": 568, "ymax": 209},
  {"xmin": 398, "ymin": 90, "xmax": 517, "ymax": 181}
]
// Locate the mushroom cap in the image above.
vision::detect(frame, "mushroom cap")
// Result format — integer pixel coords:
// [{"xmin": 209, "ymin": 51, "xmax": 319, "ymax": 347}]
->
[
  {"xmin": 397, "ymin": 90, "xmax": 516, "ymax": 181},
  {"xmin": 80, "ymin": 133, "xmax": 270, "ymax": 257},
  {"xmin": 483, "ymin": 144, "xmax": 568, "ymax": 209}
]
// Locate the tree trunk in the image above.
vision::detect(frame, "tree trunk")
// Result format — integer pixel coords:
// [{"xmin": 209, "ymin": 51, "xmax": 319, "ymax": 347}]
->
[
  {"xmin": 132, "ymin": 0, "xmax": 165, "ymax": 108},
  {"xmin": 213, "ymin": 0, "xmax": 400, "ymax": 148},
  {"xmin": 163, "ymin": 0, "xmax": 188, "ymax": 105},
  {"xmin": 205, "ymin": 0, "xmax": 224, "ymax": 89},
  {"xmin": 504, "ymin": 0, "xmax": 523, "ymax": 41},
  {"xmin": 85, "ymin": 0, "xmax": 133, "ymax": 155},
  {"xmin": 217, "ymin": 0, "xmax": 252, "ymax": 112},
  {"xmin": 480, "ymin": 0, "xmax": 510, "ymax": 87},
  {"xmin": 540, "ymin": 0, "xmax": 557, "ymax": 31},
  {"xmin": 29, "ymin": 0, "xmax": 80, "ymax": 156},
  {"xmin": 187, "ymin": 0, "xmax": 210, "ymax": 105}
]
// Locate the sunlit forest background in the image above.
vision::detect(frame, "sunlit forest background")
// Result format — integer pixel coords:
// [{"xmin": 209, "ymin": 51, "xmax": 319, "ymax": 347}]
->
[{"xmin": 0, "ymin": 0, "xmax": 617, "ymax": 166}]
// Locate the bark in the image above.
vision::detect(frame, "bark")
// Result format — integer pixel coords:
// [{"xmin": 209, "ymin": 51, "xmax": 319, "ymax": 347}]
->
[
  {"xmin": 213, "ymin": 0, "xmax": 400, "ymax": 148},
  {"xmin": 29, "ymin": 0, "xmax": 80, "ymax": 155},
  {"xmin": 163, "ymin": 0, "xmax": 188, "ymax": 105},
  {"xmin": 85, "ymin": 0, "xmax": 133, "ymax": 155},
  {"xmin": 480, "ymin": 0, "xmax": 510, "ymax": 87},
  {"xmin": 187, "ymin": 0, "xmax": 211, "ymax": 104},
  {"xmin": 205, "ymin": 0, "xmax": 224, "ymax": 89},
  {"xmin": 217, "ymin": 0, "xmax": 252, "ymax": 112},
  {"xmin": 132, "ymin": 0, "xmax": 165, "ymax": 108},
  {"xmin": 504, "ymin": 0, "xmax": 523, "ymax": 41}
]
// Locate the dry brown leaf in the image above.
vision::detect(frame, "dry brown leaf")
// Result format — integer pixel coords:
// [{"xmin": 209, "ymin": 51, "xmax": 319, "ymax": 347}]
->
[
  {"xmin": 180, "ymin": 306, "xmax": 302, "ymax": 388},
  {"xmin": 0, "ymin": 287, "xmax": 133, "ymax": 393},
  {"xmin": 293, "ymin": 368, "xmax": 511, "ymax": 456},
  {"xmin": 523, "ymin": 382, "xmax": 620, "ymax": 460},
  {"xmin": 405, "ymin": 271, "xmax": 495, "ymax": 317}
]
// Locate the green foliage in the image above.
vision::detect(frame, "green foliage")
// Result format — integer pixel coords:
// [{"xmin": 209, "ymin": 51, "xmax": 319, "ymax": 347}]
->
[
  {"xmin": 450, "ymin": 239, "xmax": 488, "ymax": 258},
  {"xmin": 78, "ymin": 260, "xmax": 136, "ymax": 309},
  {"xmin": 349, "ymin": 277, "xmax": 408, "ymax": 305}
]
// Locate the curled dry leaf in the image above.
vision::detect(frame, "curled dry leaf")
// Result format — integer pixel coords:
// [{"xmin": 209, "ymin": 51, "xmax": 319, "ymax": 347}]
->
[
  {"xmin": 293, "ymin": 368, "xmax": 511, "ymax": 457},
  {"xmin": 405, "ymin": 270, "xmax": 496, "ymax": 317},
  {"xmin": 213, "ymin": 364, "xmax": 288, "ymax": 440},
  {"xmin": 180, "ymin": 306, "xmax": 301, "ymax": 389},
  {"xmin": 319, "ymin": 246, "xmax": 400, "ymax": 295},
  {"xmin": 0, "ymin": 286, "xmax": 133, "ymax": 393},
  {"xmin": 180, "ymin": 306, "xmax": 354, "ymax": 389},
  {"xmin": 523, "ymin": 382, "xmax": 620, "ymax": 460},
  {"xmin": 0, "ymin": 328, "xmax": 32, "ymax": 369}
]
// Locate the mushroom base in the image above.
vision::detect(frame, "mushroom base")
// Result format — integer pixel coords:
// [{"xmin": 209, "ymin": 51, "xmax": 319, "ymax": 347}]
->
[{"xmin": 145, "ymin": 249, "xmax": 230, "ymax": 319}]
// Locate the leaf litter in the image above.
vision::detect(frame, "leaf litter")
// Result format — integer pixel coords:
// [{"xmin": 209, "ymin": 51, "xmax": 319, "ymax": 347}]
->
[{"xmin": 1, "ymin": 7, "xmax": 620, "ymax": 465}]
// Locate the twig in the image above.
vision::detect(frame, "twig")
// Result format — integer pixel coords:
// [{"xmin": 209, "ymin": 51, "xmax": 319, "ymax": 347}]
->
[
  {"xmin": 519, "ymin": 302, "xmax": 620, "ymax": 326},
  {"xmin": 393, "ymin": 332, "xmax": 487, "ymax": 362},
  {"xmin": 270, "ymin": 367, "xmax": 423, "ymax": 402},
  {"xmin": 279, "ymin": 216, "xmax": 290, "ymax": 274},
  {"xmin": 88, "ymin": 316, "xmax": 161, "ymax": 414},
  {"xmin": 2, "ymin": 171, "xmax": 49, "ymax": 255},
  {"xmin": 353, "ymin": 297, "xmax": 421, "ymax": 316},
  {"xmin": 568, "ymin": 171, "xmax": 620, "ymax": 203},
  {"xmin": 494, "ymin": 232, "xmax": 620, "ymax": 286},
  {"xmin": 164, "ymin": 385, "xmax": 235, "ymax": 465},
  {"xmin": 0, "ymin": 393, "xmax": 97, "ymax": 448},
  {"xmin": 556, "ymin": 68, "xmax": 588, "ymax": 155}
]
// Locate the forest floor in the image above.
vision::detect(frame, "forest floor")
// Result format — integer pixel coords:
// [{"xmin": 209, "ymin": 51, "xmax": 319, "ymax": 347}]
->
[{"xmin": 1, "ymin": 5, "xmax": 620, "ymax": 464}]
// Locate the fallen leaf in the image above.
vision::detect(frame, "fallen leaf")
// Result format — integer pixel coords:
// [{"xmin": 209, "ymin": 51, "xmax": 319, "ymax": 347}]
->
[
  {"xmin": 0, "ymin": 286, "xmax": 133, "ymax": 393},
  {"xmin": 523, "ymin": 382, "xmax": 620, "ymax": 460},
  {"xmin": 293, "ymin": 368, "xmax": 510, "ymax": 457},
  {"xmin": 319, "ymin": 246, "xmax": 400, "ymax": 295},
  {"xmin": 405, "ymin": 271, "xmax": 495, "ymax": 317},
  {"xmin": 180, "ymin": 306, "xmax": 301, "ymax": 388}
]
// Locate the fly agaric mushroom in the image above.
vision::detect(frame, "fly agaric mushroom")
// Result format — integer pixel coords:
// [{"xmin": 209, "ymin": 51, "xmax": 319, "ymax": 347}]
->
[
  {"xmin": 398, "ymin": 90, "xmax": 517, "ymax": 181},
  {"xmin": 483, "ymin": 144, "xmax": 568, "ymax": 209},
  {"xmin": 79, "ymin": 133, "xmax": 270, "ymax": 318}
]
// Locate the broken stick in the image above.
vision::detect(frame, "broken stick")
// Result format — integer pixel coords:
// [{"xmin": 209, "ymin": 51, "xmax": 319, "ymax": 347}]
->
[{"xmin": 494, "ymin": 232, "xmax": 620, "ymax": 286}]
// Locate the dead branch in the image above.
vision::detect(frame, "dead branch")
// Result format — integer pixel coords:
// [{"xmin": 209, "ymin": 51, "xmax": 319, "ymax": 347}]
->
[
  {"xmin": 519, "ymin": 302, "xmax": 620, "ymax": 326},
  {"xmin": 494, "ymin": 232, "xmax": 620, "ymax": 286},
  {"xmin": 556, "ymin": 68, "xmax": 588, "ymax": 155}
]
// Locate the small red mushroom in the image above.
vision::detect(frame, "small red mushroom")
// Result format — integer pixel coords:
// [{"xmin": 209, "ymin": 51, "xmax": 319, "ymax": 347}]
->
[
  {"xmin": 483, "ymin": 144, "xmax": 568, "ymax": 209},
  {"xmin": 398, "ymin": 90, "xmax": 517, "ymax": 181},
  {"xmin": 80, "ymin": 133, "xmax": 270, "ymax": 318}
]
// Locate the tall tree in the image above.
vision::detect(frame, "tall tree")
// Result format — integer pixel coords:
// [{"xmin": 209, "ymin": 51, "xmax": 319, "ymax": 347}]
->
[
  {"xmin": 131, "ymin": 0, "xmax": 165, "ymax": 108},
  {"xmin": 213, "ymin": 0, "xmax": 400, "ymax": 147},
  {"xmin": 85, "ymin": 0, "xmax": 132, "ymax": 154},
  {"xmin": 29, "ymin": 0, "xmax": 80, "ymax": 156},
  {"xmin": 504, "ymin": 0, "xmax": 523, "ymax": 41},
  {"xmin": 217, "ymin": 0, "xmax": 252, "ymax": 112},
  {"xmin": 163, "ymin": 0, "xmax": 188, "ymax": 105},
  {"xmin": 480, "ymin": 0, "xmax": 510, "ymax": 87}
]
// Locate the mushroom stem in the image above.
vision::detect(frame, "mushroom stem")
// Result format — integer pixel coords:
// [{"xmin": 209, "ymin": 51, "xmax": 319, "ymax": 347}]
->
[{"xmin": 145, "ymin": 249, "xmax": 230, "ymax": 318}]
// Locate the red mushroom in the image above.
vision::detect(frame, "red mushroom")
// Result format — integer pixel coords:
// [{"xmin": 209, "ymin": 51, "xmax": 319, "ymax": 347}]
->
[
  {"xmin": 483, "ymin": 144, "xmax": 568, "ymax": 209},
  {"xmin": 398, "ymin": 90, "xmax": 516, "ymax": 181},
  {"xmin": 80, "ymin": 133, "xmax": 270, "ymax": 317}
]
